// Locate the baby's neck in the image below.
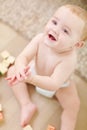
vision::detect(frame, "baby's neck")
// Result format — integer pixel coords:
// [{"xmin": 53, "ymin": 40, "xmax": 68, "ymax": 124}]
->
[{"xmin": 56, "ymin": 47, "xmax": 76, "ymax": 56}]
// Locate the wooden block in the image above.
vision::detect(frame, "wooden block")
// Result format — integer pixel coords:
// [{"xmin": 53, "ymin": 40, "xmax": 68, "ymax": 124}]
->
[
  {"xmin": 6, "ymin": 56, "xmax": 15, "ymax": 64},
  {"xmin": 0, "ymin": 53, "xmax": 15, "ymax": 76},
  {"xmin": 0, "ymin": 63, "xmax": 8, "ymax": 75},
  {"xmin": 47, "ymin": 125, "xmax": 56, "ymax": 130},
  {"xmin": 23, "ymin": 125, "xmax": 33, "ymax": 130},
  {"xmin": 2, "ymin": 59, "xmax": 10, "ymax": 68},
  {"xmin": 0, "ymin": 50, "xmax": 10, "ymax": 59}
]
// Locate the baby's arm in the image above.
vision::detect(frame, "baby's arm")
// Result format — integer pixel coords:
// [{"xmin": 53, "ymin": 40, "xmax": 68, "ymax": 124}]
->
[
  {"xmin": 29, "ymin": 58, "xmax": 76, "ymax": 91},
  {"xmin": 15, "ymin": 33, "xmax": 42, "ymax": 70},
  {"xmin": 7, "ymin": 33, "xmax": 43, "ymax": 82}
]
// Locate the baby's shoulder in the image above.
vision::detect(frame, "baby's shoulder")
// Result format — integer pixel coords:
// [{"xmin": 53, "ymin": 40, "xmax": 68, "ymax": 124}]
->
[
  {"xmin": 63, "ymin": 53, "xmax": 77, "ymax": 67},
  {"xmin": 30, "ymin": 33, "xmax": 43, "ymax": 46},
  {"xmin": 35, "ymin": 33, "xmax": 43, "ymax": 39}
]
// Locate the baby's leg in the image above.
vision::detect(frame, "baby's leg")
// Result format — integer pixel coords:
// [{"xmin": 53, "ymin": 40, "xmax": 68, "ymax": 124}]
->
[
  {"xmin": 7, "ymin": 66, "xmax": 37, "ymax": 127},
  {"xmin": 55, "ymin": 81, "xmax": 80, "ymax": 130}
]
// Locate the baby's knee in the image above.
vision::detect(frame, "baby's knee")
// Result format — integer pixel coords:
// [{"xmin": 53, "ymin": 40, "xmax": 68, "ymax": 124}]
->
[{"xmin": 7, "ymin": 65, "xmax": 15, "ymax": 77}]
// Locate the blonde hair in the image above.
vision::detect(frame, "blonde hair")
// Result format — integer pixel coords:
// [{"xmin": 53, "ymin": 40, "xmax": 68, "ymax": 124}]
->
[{"xmin": 64, "ymin": 4, "xmax": 87, "ymax": 42}]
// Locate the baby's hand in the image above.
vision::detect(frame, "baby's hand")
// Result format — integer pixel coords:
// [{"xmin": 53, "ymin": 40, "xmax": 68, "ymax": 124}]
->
[
  {"xmin": 6, "ymin": 65, "xmax": 30, "ymax": 86},
  {"xmin": 6, "ymin": 75, "xmax": 18, "ymax": 86},
  {"xmin": 15, "ymin": 65, "xmax": 30, "ymax": 81}
]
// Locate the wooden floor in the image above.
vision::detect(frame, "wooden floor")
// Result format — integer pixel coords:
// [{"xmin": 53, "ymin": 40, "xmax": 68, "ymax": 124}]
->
[{"xmin": 0, "ymin": 21, "xmax": 87, "ymax": 130}]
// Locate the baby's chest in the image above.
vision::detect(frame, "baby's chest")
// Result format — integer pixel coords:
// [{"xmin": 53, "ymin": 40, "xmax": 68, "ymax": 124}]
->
[{"xmin": 36, "ymin": 51, "xmax": 61, "ymax": 75}]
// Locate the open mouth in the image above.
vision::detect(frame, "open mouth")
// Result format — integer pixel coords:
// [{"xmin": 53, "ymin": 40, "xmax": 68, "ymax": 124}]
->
[{"xmin": 48, "ymin": 34, "xmax": 56, "ymax": 41}]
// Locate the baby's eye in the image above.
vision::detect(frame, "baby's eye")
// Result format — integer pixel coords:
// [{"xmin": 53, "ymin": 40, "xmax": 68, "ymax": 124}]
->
[
  {"xmin": 52, "ymin": 20, "xmax": 57, "ymax": 25},
  {"xmin": 63, "ymin": 29, "xmax": 69, "ymax": 34}
]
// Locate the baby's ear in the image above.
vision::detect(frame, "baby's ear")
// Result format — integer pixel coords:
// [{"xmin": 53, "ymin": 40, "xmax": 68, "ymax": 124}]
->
[{"xmin": 75, "ymin": 41, "xmax": 85, "ymax": 48}]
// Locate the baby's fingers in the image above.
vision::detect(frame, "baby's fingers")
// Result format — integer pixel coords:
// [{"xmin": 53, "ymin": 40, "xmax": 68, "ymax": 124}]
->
[
  {"xmin": 16, "ymin": 72, "xmax": 25, "ymax": 81},
  {"xmin": 20, "ymin": 70, "xmax": 27, "ymax": 79},
  {"xmin": 8, "ymin": 80, "xmax": 18, "ymax": 86},
  {"xmin": 5, "ymin": 77, "xmax": 12, "ymax": 80},
  {"xmin": 24, "ymin": 66, "xmax": 30, "ymax": 73},
  {"xmin": 8, "ymin": 76, "xmax": 18, "ymax": 86},
  {"xmin": 6, "ymin": 75, "xmax": 16, "ymax": 81},
  {"xmin": 25, "ymin": 70, "xmax": 31, "ymax": 76}
]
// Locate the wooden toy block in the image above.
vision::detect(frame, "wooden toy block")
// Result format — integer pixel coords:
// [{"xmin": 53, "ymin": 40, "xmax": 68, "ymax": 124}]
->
[
  {"xmin": 2, "ymin": 60, "xmax": 10, "ymax": 68},
  {"xmin": 0, "ymin": 63, "xmax": 8, "ymax": 75},
  {"xmin": 6, "ymin": 56, "xmax": 15, "ymax": 64},
  {"xmin": 0, "ymin": 50, "xmax": 10, "ymax": 59},
  {"xmin": 0, "ymin": 104, "xmax": 4, "ymax": 121},
  {"xmin": 23, "ymin": 125, "xmax": 33, "ymax": 130},
  {"xmin": 47, "ymin": 125, "xmax": 56, "ymax": 130},
  {"xmin": 0, "ymin": 50, "xmax": 15, "ymax": 76}
]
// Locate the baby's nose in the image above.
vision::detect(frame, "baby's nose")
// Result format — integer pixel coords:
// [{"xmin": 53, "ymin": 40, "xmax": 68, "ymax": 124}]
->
[
  {"xmin": 57, "ymin": 25, "xmax": 60, "ymax": 33},
  {"xmin": 54, "ymin": 28, "xmax": 59, "ymax": 37},
  {"xmin": 53, "ymin": 25, "xmax": 60, "ymax": 34}
]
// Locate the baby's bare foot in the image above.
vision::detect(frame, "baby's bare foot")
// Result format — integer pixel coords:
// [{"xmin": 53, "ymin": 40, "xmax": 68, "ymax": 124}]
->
[{"xmin": 20, "ymin": 103, "xmax": 37, "ymax": 127}]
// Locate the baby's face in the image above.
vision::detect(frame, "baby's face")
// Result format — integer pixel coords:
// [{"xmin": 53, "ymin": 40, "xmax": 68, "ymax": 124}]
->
[{"xmin": 44, "ymin": 6, "xmax": 85, "ymax": 52}]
